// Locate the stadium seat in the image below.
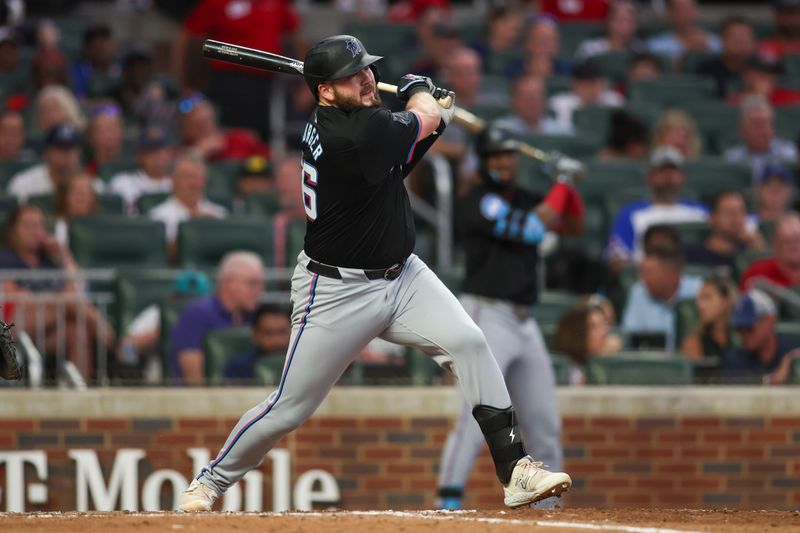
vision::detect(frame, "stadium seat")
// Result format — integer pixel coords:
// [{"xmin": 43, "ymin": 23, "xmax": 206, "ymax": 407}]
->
[
  {"xmin": 114, "ymin": 269, "xmax": 181, "ymax": 336},
  {"xmin": 559, "ymin": 21, "xmax": 604, "ymax": 57},
  {"xmin": 733, "ymin": 248, "xmax": 773, "ymax": 280},
  {"xmin": 98, "ymin": 160, "xmax": 136, "ymax": 183},
  {"xmin": 629, "ymin": 76, "xmax": 716, "ymax": 108},
  {"xmin": 774, "ymin": 105, "xmax": 800, "ymax": 140},
  {"xmin": 0, "ymin": 195, "xmax": 17, "ymax": 224},
  {"xmin": 790, "ymin": 358, "xmax": 800, "ymax": 385},
  {"xmin": 682, "ymin": 159, "xmax": 751, "ymax": 201},
  {"xmin": 558, "ymin": 194, "xmax": 608, "ymax": 259},
  {"xmin": 674, "ymin": 298, "xmax": 700, "ymax": 350},
  {"xmin": 136, "ymin": 192, "xmax": 171, "ymax": 214},
  {"xmin": 672, "ymin": 220, "xmax": 711, "ymax": 247},
  {"xmin": 783, "ymin": 54, "xmax": 800, "ymax": 78},
  {"xmin": 586, "ymin": 352, "xmax": 693, "ymax": 385},
  {"xmin": 253, "ymin": 354, "xmax": 287, "ymax": 386},
  {"xmin": 545, "ymin": 76, "xmax": 573, "ymax": 97},
  {"xmin": 485, "ymin": 50, "xmax": 522, "ymax": 76},
  {"xmin": 474, "ymin": 104, "xmax": 512, "ymax": 121},
  {"xmin": 679, "ymin": 51, "xmax": 717, "ymax": 74},
  {"xmin": 343, "ymin": 22, "xmax": 416, "ymax": 55},
  {"xmin": 521, "ymin": 133, "xmax": 601, "ymax": 160},
  {"xmin": 549, "ymin": 352, "xmax": 572, "ymax": 386},
  {"xmin": 176, "ymin": 217, "xmax": 273, "ymax": 269},
  {"xmin": 405, "ymin": 347, "xmax": 442, "ymax": 385},
  {"xmin": 583, "ymin": 159, "xmax": 646, "ymax": 192},
  {"xmin": 26, "ymin": 193, "xmax": 126, "ymax": 215},
  {"xmin": 285, "ymin": 218, "xmax": 307, "ymax": 267},
  {"xmin": 593, "ymin": 51, "xmax": 633, "ymax": 83},
  {"xmin": 244, "ymin": 192, "xmax": 281, "ymax": 217},
  {"xmin": 207, "ymin": 161, "xmax": 241, "ymax": 202},
  {"xmin": 532, "ymin": 291, "xmax": 579, "ymax": 325},
  {"xmin": 481, "ymin": 75, "xmax": 510, "ymax": 97},
  {"xmin": 69, "ymin": 215, "xmax": 167, "ymax": 268},
  {"xmin": 680, "ymin": 101, "xmax": 739, "ymax": 155},
  {"xmin": 0, "ymin": 160, "xmax": 37, "ymax": 190},
  {"xmin": 777, "ymin": 315, "xmax": 800, "ymax": 335},
  {"xmin": 204, "ymin": 327, "xmax": 255, "ymax": 385}
]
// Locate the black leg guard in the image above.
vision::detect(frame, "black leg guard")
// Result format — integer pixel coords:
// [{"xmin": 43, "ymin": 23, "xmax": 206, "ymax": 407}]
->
[
  {"xmin": 472, "ymin": 405, "xmax": 526, "ymax": 485},
  {"xmin": 438, "ymin": 486, "xmax": 463, "ymax": 499}
]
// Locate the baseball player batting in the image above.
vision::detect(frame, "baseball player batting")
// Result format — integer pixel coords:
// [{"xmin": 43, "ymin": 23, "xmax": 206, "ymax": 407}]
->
[
  {"xmin": 179, "ymin": 35, "xmax": 571, "ymax": 512},
  {"xmin": 437, "ymin": 124, "xmax": 585, "ymax": 510}
]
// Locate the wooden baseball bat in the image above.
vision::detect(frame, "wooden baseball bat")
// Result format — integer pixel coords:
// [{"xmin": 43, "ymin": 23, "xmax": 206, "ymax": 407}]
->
[{"xmin": 201, "ymin": 39, "xmax": 558, "ymax": 165}]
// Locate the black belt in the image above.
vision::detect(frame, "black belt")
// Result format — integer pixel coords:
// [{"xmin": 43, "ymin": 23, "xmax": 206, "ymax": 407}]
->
[{"xmin": 306, "ymin": 259, "xmax": 406, "ymax": 281}]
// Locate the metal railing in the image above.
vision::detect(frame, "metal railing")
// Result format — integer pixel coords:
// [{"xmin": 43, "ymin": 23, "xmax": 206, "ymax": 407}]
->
[{"xmin": 407, "ymin": 154, "xmax": 454, "ymax": 272}]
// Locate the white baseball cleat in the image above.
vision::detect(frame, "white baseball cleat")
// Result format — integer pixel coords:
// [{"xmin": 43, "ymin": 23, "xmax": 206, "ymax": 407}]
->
[
  {"xmin": 503, "ymin": 456, "xmax": 572, "ymax": 508},
  {"xmin": 178, "ymin": 479, "xmax": 219, "ymax": 512}
]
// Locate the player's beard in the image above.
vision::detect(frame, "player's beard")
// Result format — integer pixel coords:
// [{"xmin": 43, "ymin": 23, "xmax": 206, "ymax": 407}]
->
[{"xmin": 332, "ymin": 84, "xmax": 381, "ymax": 111}]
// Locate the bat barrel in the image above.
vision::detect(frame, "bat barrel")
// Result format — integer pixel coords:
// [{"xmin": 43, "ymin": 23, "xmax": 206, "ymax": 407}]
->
[{"xmin": 201, "ymin": 39, "xmax": 305, "ymax": 76}]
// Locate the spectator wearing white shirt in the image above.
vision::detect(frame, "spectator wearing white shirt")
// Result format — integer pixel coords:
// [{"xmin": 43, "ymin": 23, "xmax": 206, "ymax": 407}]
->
[
  {"xmin": 496, "ymin": 75, "xmax": 573, "ymax": 136},
  {"xmin": 574, "ymin": 0, "xmax": 644, "ymax": 60},
  {"xmin": 6, "ymin": 124, "xmax": 87, "ymax": 201},
  {"xmin": 109, "ymin": 125, "xmax": 173, "ymax": 213},
  {"xmin": 548, "ymin": 59, "xmax": 624, "ymax": 132},
  {"xmin": 149, "ymin": 151, "xmax": 226, "ymax": 260},
  {"xmin": 723, "ymin": 95, "xmax": 797, "ymax": 179}
]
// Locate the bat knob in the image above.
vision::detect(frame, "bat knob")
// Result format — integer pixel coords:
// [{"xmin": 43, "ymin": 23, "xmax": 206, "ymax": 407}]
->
[{"xmin": 437, "ymin": 91, "xmax": 455, "ymax": 109}]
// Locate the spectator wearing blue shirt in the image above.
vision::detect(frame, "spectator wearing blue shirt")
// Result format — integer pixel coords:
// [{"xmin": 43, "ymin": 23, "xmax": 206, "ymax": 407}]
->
[
  {"xmin": 223, "ymin": 303, "xmax": 291, "ymax": 384},
  {"xmin": 723, "ymin": 289, "xmax": 800, "ymax": 384},
  {"xmin": 621, "ymin": 244, "xmax": 703, "ymax": 351},
  {"xmin": 646, "ymin": 0, "xmax": 722, "ymax": 63},
  {"xmin": 607, "ymin": 146, "xmax": 708, "ymax": 269},
  {"xmin": 71, "ymin": 25, "xmax": 120, "ymax": 100},
  {"xmin": 169, "ymin": 251, "xmax": 265, "ymax": 385}
]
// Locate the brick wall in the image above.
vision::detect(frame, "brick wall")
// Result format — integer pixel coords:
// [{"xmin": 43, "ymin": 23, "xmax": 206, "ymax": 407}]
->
[{"xmin": 2, "ymin": 407, "xmax": 799, "ymax": 511}]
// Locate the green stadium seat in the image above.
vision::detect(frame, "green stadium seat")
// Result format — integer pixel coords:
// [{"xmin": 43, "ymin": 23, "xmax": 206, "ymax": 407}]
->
[
  {"xmin": 586, "ymin": 352, "xmax": 693, "ymax": 385},
  {"xmin": 733, "ymin": 248, "xmax": 773, "ymax": 280},
  {"xmin": 774, "ymin": 105, "xmax": 800, "ymax": 140},
  {"xmin": 285, "ymin": 218, "xmax": 306, "ymax": 267},
  {"xmin": 682, "ymin": 159, "xmax": 752, "ymax": 201},
  {"xmin": 629, "ymin": 76, "xmax": 716, "ymax": 107},
  {"xmin": 136, "ymin": 192, "xmax": 171, "ymax": 214},
  {"xmin": 592, "ymin": 51, "xmax": 633, "ymax": 83},
  {"xmin": 674, "ymin": 298, "xmax": 700, "ymax": 350},
  {"xmin": 0, "ymin": 195, "xmax": 17, "ymax": 224},
  {"xmin": 783, "ymin": 54, "xmax": 800, "ymax": 78},
  {"xmin": 253, "ymin": 354, "xmax": 287, "ymax": 386},
  {"xmin": 790, "ymin": 358, "xmax": 800, "ymax": 385},
  {"xmin": 244, "ymin": 192, "xmax": 281, "ymax": 217},
  {"xmin": 481, "ymin": 75, "xmax": 510, "ymax": 96},
  {"xmin": 28, "ymin": 192, "xmax": 124, "ymax": 215},
  {"xmin": 405, "ymin": 347, "xmax": 442, "ymax": 385},
  {"xmin": 672, "ymin": 220, "xmax": 711, "ymax": 247},
  {"xmin": 114, "ymin": 269, "xmax": 181, "ymax": 335},
  {"xmin": 98, "ymin": 160, "xmax": 137, "ymax": 183},
  {"xmin": 680, "ymin": 101, "xmax": 739, "ymax": 155},
  {"xmin": 545, "ymin": 76, "xmax": 573, "ymax": 97},
  {"xmin": 679, "ymin": 51, "xmax": 717, "ymax": 73},
  {"xmin": 521, "ymin": 133, "xmax": 601, "ymax": 159},
  {"xmin": 69, "ymin": 215, "xmax": 167, "ymax": 268},
  {"xmin": 485, "ymin": 50, "xmax": 522, "ymax": 76},
  {"xmin": 204, "ymin": 326, "xmax": 254, "ymax": 385},
  {"xmin": 549, "ymin": 352, "xmax": 572, "ymax": 386},
  {"xmin": 0, "ymin": 160, "xmax": 38, "ymax": 190},
  {"xmin": 778, "ymin": 294, "xmax": 800, "ymax": 321},
  {"xmin": 776, "ymin": 320, "xmax": 800, "ymax": 339},
  {"xmin": 532, "ymin": 291, "xmax": 579, "ymax": 325},
  {"xmin": 207, "ymin": 161, "xmax": 241, "ymax": 202},
  {"xmin": 342, "ymin": 22, "xmax": 416, "ymax": 55},
  {"xmin": 582, "ymin": 159, "xmax": 646, "ymax": 193},
  {"xmin": 161, "ymin": 299, "xmax": 191, "ymax": 381},
  {"xmin": 176, "ymin": 217, "xmax": 273, "ymax": 269},
  {"xmin": 559, "ymin": 21, "xmax": 604, "ymax": 57},
  {"xmin": 473, "ymin": 104, "xmax": 511, "ymax": 121},
  {"xmin": 558, "ymin": 195, "xmax": 607, "ymax": 259}
]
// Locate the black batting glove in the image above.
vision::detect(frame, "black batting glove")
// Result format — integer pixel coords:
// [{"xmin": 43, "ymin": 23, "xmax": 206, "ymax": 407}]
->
[{"xmin": 397, "ymin": 74, "xmax": 435, "ymax": 103}]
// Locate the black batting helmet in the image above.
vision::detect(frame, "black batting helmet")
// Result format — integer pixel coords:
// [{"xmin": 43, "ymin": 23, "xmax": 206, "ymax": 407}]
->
[
  {"xmin": 475, "ymin": 123, "xmax": 520, "ymax": 158},
  {"xmin": 303, "ymin": 35, "xmax": 382, "ymax": 99}
]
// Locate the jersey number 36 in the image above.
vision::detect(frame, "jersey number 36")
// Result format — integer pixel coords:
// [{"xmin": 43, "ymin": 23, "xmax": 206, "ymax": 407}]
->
[{"xmin": 302, "ymin": 160, "xmax": 318, "ymax": 221}]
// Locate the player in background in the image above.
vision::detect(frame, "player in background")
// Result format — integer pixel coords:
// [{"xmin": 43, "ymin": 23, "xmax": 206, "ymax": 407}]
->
[
  {"xmin": 178, "ymin": 35, "xmax": 572, "ymax": 512},
  {"xmin": 437, "ymin": 124, "xmax": 585, "ymax": 510}
]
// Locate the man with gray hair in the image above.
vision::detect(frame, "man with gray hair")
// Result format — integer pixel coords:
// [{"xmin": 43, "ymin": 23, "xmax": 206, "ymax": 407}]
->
[
  {"xmin": 723, "ymin": 95, "xmax": 797, "ymax": 179},
  {"xmin": 149, "ymin": 151, "xmax": 227, "ymax": 260},
  {"xmin": 168, "ymin": 250, "xmax": 265, "ymax": 385}
]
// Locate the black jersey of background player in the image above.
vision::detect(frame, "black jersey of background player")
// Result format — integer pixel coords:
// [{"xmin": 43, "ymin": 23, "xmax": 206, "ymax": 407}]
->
[
  {"xmin": 300, "ymin": 105, "xmax": 442, "ymax": 269},
  {"xmin": 459, "ymin": 183, "xmax": 545, "ymax": 306}
]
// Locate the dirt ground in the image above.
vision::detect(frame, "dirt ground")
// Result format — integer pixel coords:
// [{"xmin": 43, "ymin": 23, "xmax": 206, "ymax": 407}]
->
[{"xmin": 3, "ymin": 508, "xmax": 800, "ymax": 533}]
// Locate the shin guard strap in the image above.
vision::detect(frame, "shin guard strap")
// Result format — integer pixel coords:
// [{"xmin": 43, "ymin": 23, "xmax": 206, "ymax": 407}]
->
[{"xmin": 472, "ymin": 405, "xmax": 526, "ymax": 485}]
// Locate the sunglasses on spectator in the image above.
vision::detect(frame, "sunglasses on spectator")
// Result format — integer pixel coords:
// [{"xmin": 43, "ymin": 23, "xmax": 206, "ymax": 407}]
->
[
  {"xmin": 91, "ymin": 103, "xmax": 121, "ymax": 118},
  {"xmin": 178, "ymin": 93, "xmax": 207, "ymax": 114}
]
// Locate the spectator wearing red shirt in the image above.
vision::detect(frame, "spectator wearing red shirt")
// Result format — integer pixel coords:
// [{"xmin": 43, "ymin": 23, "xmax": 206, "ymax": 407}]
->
[
  {"xmin": 172, "ymin": 0, "xmax": 302, "ymax": 140},
  {"xmin": 728, "ymin": 56, "xmax": 800, "ymax": 107},
  {"xmin": 758, "ymin": 0, "xmax": 800, "ymax": 62},
  {"xmin": 537, "ymin": 0, "xmax": 609, "ymax": 21},
  {"xmin": 741, "ymin": 213, "xmax": 800, "ymax": 289},
  {"xmin": 179, "ymin": 93, "xmax": 269, "ymax": 162}
]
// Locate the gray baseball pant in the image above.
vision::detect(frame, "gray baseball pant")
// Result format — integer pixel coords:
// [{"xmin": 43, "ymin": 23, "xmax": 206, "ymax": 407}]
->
[
  {"xmin": 437, "ymin": 294, "xmax": 563, "ymax": 495},
  {"xmin": 196, "ymin": 251, "xmax": 512, "ymax": 493}
]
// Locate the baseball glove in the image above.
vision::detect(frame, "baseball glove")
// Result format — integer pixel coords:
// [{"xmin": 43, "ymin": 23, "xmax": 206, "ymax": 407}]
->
[{"xmin": 0, "ymin": 320, "xmax": 21, "ymax": 381}]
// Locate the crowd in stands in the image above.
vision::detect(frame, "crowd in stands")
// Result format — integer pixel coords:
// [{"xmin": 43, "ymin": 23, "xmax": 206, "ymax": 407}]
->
[{"xmin": 0, "ymin": 0, "xmax": 799, "ymax": 387}]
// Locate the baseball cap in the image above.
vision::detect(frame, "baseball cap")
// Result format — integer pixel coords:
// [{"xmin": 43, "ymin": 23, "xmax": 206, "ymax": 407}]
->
[
  {"xmin": 44, "ymin": 124, "xmax": 80, "ymax": 149},
  {"xmin": 731, "ymin": 289, "xmax": 777, "ymax": 328},
  {"xmin": 573, "ymin": 59, "xmax": 603, "ymax": 80},
  {"xmin": 172, "ymin": 270, "xmax": 212, "ymax": 297},
  {"xmin": 238, "ymin": 155, "xmax": 271, "ymax": 180},
  {"xmin": 648, "ymin": 145, "xmax": 685, "ymax": 170},
  {"xmin": 138, "ymin": 125, "xmax": 168, "ymax": 151},
  {"xmin": 756, "ymin": 163, "xmax": 794, "ymax": 185}
]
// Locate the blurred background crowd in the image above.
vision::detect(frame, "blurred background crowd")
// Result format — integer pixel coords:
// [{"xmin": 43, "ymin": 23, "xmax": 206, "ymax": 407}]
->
[{"xmin": 0, "ymin": 0, "xmax": 799, "ymax": 388}]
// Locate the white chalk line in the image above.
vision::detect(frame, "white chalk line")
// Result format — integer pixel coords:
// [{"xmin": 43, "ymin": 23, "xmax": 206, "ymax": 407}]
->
[{"xmin": 3, "ymin": 509, "xmax": 707, "ymax": 532}]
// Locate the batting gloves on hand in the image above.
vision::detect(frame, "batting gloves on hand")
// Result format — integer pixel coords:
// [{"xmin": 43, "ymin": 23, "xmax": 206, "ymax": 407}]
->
[
  {"xmin": 438, "ymin": 92, "xmax": 456, "ymax": 126},
  {"xmin": 397, "ymin": 74, "xmax": 452, "ymax": 102}
]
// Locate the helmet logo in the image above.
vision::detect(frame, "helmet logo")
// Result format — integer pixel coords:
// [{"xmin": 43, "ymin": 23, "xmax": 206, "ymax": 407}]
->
[{"xmin": 345, "ymin": 38, "xmax": 362, "ymax": 58}]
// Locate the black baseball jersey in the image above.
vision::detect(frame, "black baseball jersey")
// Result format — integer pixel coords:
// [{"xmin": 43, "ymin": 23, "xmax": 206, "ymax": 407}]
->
[
  {"xmin": 459, "ymin": 183, "xmax": 546, "ymax": 306},
  {"xmin": 300, "ymin": 105, "xmax": 442, "ymax": 269}
]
